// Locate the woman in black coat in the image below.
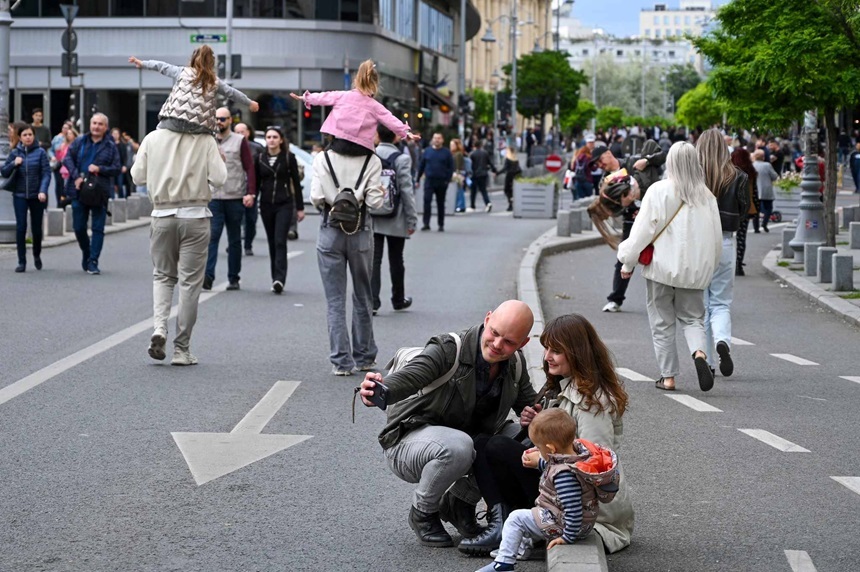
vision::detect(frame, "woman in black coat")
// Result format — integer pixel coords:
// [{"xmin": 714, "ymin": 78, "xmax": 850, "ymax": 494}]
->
[
  {"xmin": 255, "ymin": 127, "xmax": 305, "ymax": 294},
  {"xmin": 502, "ymin": 146, "xmax": 522, "ymax": 211}
]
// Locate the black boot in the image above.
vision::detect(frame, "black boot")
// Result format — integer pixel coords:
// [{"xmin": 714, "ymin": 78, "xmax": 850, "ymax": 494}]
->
[
  {"xmin": 408, "ymin": 506, "xmax": 453, "ymax": 547},
  {"xmin": 438, "ymin": 492, "xmax": 485, "ymax": 539},
  {"xmin": 457, "ymin": 503, "xmax": 509, "ymax": 555}
]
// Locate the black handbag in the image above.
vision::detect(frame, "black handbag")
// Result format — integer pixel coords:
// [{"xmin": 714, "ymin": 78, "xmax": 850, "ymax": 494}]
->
[{"xmin": 78, "ymin": 174, "xmax": 105, "ymax": 207}]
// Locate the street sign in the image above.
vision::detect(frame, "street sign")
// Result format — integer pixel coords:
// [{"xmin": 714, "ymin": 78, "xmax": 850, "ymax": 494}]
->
[
  {"xmin": 61, "ymin": 52, "xmax": 78, "ymax": 77},
  {"xmin": 545, "ymin": 154, "xmax": 563, "ymax": 173},
  {"xmin": 59, "ymin": 4, "xmax": 78, "ymax": 25},
  {"xmin": 61, "ymin": 28, "xmax": 77, "ymax": 52},
  {"xmin": 191, "ymin": 34, "xmax": 228, "ymax": 43}
]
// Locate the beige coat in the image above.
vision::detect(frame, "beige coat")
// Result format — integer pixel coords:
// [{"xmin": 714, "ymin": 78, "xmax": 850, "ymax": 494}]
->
[{"xmin": 554, "ymin": 378, "xmax": 634, "ymax": 553}]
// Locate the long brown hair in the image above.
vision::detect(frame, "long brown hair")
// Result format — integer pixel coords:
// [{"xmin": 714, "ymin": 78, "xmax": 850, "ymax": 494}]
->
[
  {"xmin": 587, "ymin": 176, "xmax": 631, "ymax": 249},
  {"xmin": 697, "ymin": 128, "xmax": 737, "ymax": 197},
  {"xmin": 539, "ymin": 314, "xmax": 628, "ymax": 418},
  {"xmin": 730, "ymin": 147, "xmax": 756, "ymax": 183},
  {"xmin": 353, "ymin": 59, "xmax": 379, "ymax": 96},
  {"xmin": 189, "ymin": 45, "xmax": 218, "ymax": 96}
]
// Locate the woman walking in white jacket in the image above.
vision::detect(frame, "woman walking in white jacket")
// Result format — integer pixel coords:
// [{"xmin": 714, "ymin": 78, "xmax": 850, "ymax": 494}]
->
[{"xmin": 617, "ymin": 142, "xmax": 722, "ymax": 392}]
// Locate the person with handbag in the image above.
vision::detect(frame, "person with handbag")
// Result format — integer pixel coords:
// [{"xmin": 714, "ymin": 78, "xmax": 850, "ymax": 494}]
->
[
  {"xmin": 731, "ymin": 147, "xmax": 759, "ymax": 275},
  {"xmin": 617, "ymin": 142, "xmax": 722, "ymax": 392},
  {"xmin": 1, "ymin": 122, "xmax": 51, "ymax": 272},
  {"xmin": 61, "ymin": 113, "xmax": 122, "ymax": 275},
  {"xmin": 254, "ymin": 127, "xmax": 305, "ymax": 294}
]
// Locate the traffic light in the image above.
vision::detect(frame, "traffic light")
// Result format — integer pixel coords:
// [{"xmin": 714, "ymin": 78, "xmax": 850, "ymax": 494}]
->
[{"xmin": 303, "ymin": 110, "xmax": 311, "ymax": 119}]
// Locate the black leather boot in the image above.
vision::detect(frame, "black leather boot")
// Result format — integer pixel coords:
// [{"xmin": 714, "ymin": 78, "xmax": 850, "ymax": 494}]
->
[
  {"xmin": 408, "ymin": 506, "xmax": 453, "ymax": 547},
  {"xmin": 457, "ymin": 503, "xmax": 509, "ymax": 555},
  {"xmin": 438, "ymin": 492, "xmax": 486, "ymax": 539}
]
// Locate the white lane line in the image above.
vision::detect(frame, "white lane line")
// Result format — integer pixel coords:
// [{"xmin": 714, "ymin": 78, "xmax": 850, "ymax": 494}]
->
[
  {"xmin": 731, "ymin": 337, "xmax": 754, "ymax": 346},
  {"xmin": 771, "ymin": 353, "xmax": 819, "ymax": 366},
  {"xmin": 616, "ymin": 368, "xmax": 654, "ymax": 382},
  {"xmin": 489, "ymin": 212, "xmax": 512, "ymax": 217},
  {"xmin": 288, "ymin": 251, "xmax": 303, "ymax": 259},
  {"xmin": 831, "ymin": 476, "xmax": 860, "ymax": 496},
  {"xmin": 665, "ymin": 394, "xmax": 723, "ymax": 412},
  {"xmin": 737, "ymin": 429, "xmax": 810, "ymax": 452},
  {"xmin": 839, "ymin": 376, "xmax": 860, "ymax": 385},
  {"xmin": 785, "ymin": 550, "xmax": 818, "ymax": 572},
  {"xmin": 797, "ymin": 395, "xmax": 827, "ymax": 402}
]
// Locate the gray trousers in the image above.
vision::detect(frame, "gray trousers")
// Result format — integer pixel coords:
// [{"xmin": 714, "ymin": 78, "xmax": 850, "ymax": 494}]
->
[
  {"xmin": 645, "ymin": 278, "xmax": 708, "ymax": 378},
  {"xmin": 316, "ymin": 224, "xmax": 377, "ymax": 370},
  {"xmin": 384, "ymin": 425, "xmax": 481, "ymax": 514},
  {"xmin": 151, "ymin": 217, "xmax": 210, "ymax": 351},
  {"xmin": 496, "ymin": 508, "xmax": 545, "ymax": 565}
]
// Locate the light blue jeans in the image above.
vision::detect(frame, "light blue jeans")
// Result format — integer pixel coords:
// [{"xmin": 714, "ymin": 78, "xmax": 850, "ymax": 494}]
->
[
  {"xmin": 704, "ymin": 233, "xmax": 736, "ymax": 368},
  {"xmin": 495, "ymin": 508, "xmax": 545, "ymax": 565}
]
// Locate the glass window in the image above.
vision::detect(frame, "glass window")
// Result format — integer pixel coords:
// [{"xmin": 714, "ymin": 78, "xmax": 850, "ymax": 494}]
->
[
  {"xmin": 78, "ymin": 0, "xmax": 110, "ymax": 16},
  {"xmin": 41, "ymin": 0, "xmax": 64, "ymax": 17},
  {"xmin": 380, "ymin": 0, "xmax": 394, "ymax": 31},
  {"xmin": 616, "ymin": 50, "xmax": 623, "ymax": 57},
  {"xmin": 582, "ymin": 49, "xmax": 589, "ymax": 56},
  {"xmin": 316, "ymin": 0, "xmax": 338, "ymax": 19},
  {"xmin": 676, "ymin": 28, "xmax": 682, "ymax": 36},
  {"xmin": 396, "ymin": 0, "xmax": 415, "ymax": 40},
  {"xmin": 634, "ymin": 49, "xmax": 641, "ymax": 56},
  {"xmin": 11, "ymin": 0, "xmax": 38, "ymax": 16},
  {"xmin": 418, "ymin": 2, "xmax": 453, "ymax": 57},
  {"xmin": 654, "ymin": 29, "xmax": 661, "ymax": 38},
  {"xmin": 663, "ymin": 15, "xmax": 669, "ymax": 24},
  {"xmin": 674, "ymin": 15, "xmax": 680, "ymax": 24},
  {"xmin": 112, "ymin": 0, "xmax": 144, "ymax": 16},
  {"xmin": 653, "ymin": 15, "xmax": 658, "ymax": 24},
  {"xmin": 645, "ymin": 28, "xmax": 650, "ymax": 37},
  {"xmin": 685, "ymin": 15, "xmax": 691, "ymax": 25},
  {"xmin": 286, "ymin": 0, "xmax": 313, "ymax": 18},
  {"xmin": 147, "ymin": 0, "xmax": 179, "ymax": 16},
  {"xmin": 182, "ymin": 0, "xmax": 216, "ymax": 17}
]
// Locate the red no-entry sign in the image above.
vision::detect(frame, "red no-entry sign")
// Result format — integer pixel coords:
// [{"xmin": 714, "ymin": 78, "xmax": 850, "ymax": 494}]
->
[{"xmin": 545, "ymin": 154, "xmax": 563, "ymax": 173}]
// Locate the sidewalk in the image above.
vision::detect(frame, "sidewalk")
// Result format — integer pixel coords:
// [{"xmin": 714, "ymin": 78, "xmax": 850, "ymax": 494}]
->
[{"xmin": 0, "ymin": 216, "xmax": 151, "ymax": 252}]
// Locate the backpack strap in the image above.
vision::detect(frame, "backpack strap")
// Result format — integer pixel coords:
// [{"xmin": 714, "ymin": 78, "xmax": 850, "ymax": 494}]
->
[
  {"xmin": 323, "ymin": 150, "xmax": 340, "ymax": 190},
  {"xmin": 354, "ymin": 153, "xmax": 373, "ymax": 191},
  {"xmin": 415, "ymin": 332, "xmax": 462, "ymax": 397}
]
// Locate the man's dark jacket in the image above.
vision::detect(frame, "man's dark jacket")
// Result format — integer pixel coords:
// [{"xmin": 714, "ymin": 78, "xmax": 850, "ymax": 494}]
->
[
  {"xmin": 61, "ymin": 134, "xmax": 122, "ymax": 199},
  {"xmin": 379, "ymin": 324, "xmax": 536, "ymax": 450}
]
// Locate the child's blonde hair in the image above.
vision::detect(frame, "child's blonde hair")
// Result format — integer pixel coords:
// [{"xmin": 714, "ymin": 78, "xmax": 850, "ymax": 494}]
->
[
  {"xmin": 353, "ymin": 59, "xmax": 379, "ymax": 97},
  {"xmin": 528, "ymin": 409, "xmax": 578, "ymax": 449},
  {"xmin": 189, "ymin": 45, "xmax": 218, "ymax": 96}
]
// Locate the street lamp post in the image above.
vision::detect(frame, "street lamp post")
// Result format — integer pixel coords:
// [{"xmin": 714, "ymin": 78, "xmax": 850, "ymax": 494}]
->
[
  {"xmin": 481, "ymin": 2, "xmax": 520, "ymax": 148},
  {"xmin": 789, "ymin": 110, "xmax": 826, "ymax": 261},
  {"xmin": 591, "ymin": 32, "xmax": 599, "ymax": 134},
  {"xmin": 458, "ymin": 0, "xmax": 466, "ymax": 139},
  {"xmin": 0, "ymin": 0, "xmax": 22, "ymax": 243}
]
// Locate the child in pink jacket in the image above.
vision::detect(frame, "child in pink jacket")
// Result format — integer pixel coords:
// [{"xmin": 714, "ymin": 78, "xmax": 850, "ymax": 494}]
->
[{"xmin": 291, "ymin": 59, "xmax": 417, "ymax": 156}]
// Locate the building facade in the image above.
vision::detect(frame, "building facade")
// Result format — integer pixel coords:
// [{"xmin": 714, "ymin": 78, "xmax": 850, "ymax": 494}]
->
[
  {"xmin": 639, "ymin": 1, "xmax": 714, "ymax": 40},
  {"xmin": 7, "ymin": 0, "xmax": 479, "ymax": 147},
  {"xmin": 563, "ymin": 36, "xmax": 699, "ymax": 72}
]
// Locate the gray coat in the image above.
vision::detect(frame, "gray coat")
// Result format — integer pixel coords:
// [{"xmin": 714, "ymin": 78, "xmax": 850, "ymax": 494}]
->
[
  {"xmin": 753, "ymin": 160, "xmax": 779, "ymax": 200},
  {"xmin": 372, "ymin": 142, "xmax": 418, "ymax": 237}
]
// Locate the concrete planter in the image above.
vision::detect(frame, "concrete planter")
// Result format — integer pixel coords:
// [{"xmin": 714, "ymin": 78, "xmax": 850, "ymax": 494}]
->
[
  {"xmin": 513, "ymin": 181, "xmax": 558, "ymax": 219},
  {"xmin": 773, "ymin": 187, "xmax": 803, "ymax": 221}
]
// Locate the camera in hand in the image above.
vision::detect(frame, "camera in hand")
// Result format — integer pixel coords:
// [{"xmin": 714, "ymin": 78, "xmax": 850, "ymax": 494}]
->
[{"xmin": 366, "ymin": 380, "xmax": 389, "ymax": 411}]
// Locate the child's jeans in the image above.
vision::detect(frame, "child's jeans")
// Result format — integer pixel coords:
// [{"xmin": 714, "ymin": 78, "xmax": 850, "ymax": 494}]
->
[{"xmin": 495, "ymin": 508, "xmax": 546, "ymax": 565}]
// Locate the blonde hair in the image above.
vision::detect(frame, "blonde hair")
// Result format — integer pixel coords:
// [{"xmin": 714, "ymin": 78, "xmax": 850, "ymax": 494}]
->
[
  {"xmin": 189, "ymin": 45, "xmax": 218, "ymax": 96},
  {"xmin": 666, "ymin": 141, "xmax": 711, "ymax": 206},
  {"xmin": 353, "ymin": 59, "xmax": 379, "ymax": 97},
  {"xmin": 753, "ymin": 149, "xmax": 765, "ymax": 161},
  {"xmin": 528, "ymin": 409, "xmax": 578, "ymax": 449},
  {"xmin": 697, "ymin": 128, "xmax": 737, "ymax": 198},
  {"xmin": 450, "ymin": 138, "xmax": 465, "ymax": 155}
]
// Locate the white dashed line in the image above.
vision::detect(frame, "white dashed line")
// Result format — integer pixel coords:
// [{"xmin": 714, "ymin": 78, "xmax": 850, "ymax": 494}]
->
[
  {"xmin": 839, "ymin": 376, "xmax": 860, "ymax": 385},
  {"xmin": 615, "ymin": 368, "xmax": 653, "ymax": 382},
  {"xmin": 731, "ymin": 337, "xmax": 755, "ymax": 346},
  {"xmin": 771, "ymin": 353, "xmax": 819, "ymax": 366},
  {"xmin": 831, "ymin": 476, "xmax": 860, "ymax": 496},
  {"xmin": 785, "ymin": 550, "xmax": 818, "ymax": 572},
  {"xmin": 665, "ymin": 394, "xmax": 723, "ymax": 412},
  {"xmin": 737, "ymin": 429, "xmax": 810, "ymax": 452}
]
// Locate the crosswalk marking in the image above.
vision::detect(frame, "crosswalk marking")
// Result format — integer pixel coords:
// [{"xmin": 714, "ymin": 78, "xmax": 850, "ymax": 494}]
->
[
  {"xmin": 785, "ymin": 550, "xmax": 818, "ymax": 572},
  {"xmin": 831, "ymin": 476, "xmax": 860, "ymax": 496},
  {"xmin": 489, "ymin": 211, "xmax": 512, "ymax": 217},
  {"xmin": 737, "ymin": 429, "xmax": 810, "ymax": 452},
  {"xmin": 615, "ymin": 368, "xmax": 653, "ymax": 382},
  {"xmin": 665, "ymin": 394, "xmax": 722, "ymax": 412},
  {"xmin": 839, "ymin": 376, "xmax": 860, "ymax": 385},
  {"xmin": 771, "ymin": 353, "xmax": 819, "ymax": 366},
  {"xmin": 731, "ymin": 337, "xmax": 754, "ymax": 346}
]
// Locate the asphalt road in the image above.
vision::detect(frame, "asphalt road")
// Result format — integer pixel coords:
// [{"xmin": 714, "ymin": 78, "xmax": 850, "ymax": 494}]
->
[
  {"xmin": 0, "ymin": 205, "xmax": 552, "ymax": 572},
  {"xmin": 538, "ymin": 223, "xmax": 860, "ymax": 572}
]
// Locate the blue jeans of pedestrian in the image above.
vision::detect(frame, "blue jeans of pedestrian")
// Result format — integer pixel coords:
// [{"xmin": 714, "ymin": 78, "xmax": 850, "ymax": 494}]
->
[
  {"xmin": 704, "ymin": 233, "xmax": 735, "ymax": 368},
  {"xmin": 206, "ymin": 199, "xmax": 244, "ymax": 283},
  {"xmin": 574, "ymin": 180, "xmax": 594, "ymax": 200},
  {"xmin": 455, "ymin": 181, "xmax": 466, "ymax": 211},
  {"xmin": 14, "ymin": 196, "xmax": 45, "ymax": 265},
  {"xmin": 72, "ymin": 199, "xmax": 107, "ymax": 263}
]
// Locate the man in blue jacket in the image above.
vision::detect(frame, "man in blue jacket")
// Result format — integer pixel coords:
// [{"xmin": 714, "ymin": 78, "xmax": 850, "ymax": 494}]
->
[
  {"xmin": 416, "ymin": 132, "xmax": 454, "ymax": 232},
  {"xmin": 62, "ymin": 113, "xmax": 121, "ymax": 275}
]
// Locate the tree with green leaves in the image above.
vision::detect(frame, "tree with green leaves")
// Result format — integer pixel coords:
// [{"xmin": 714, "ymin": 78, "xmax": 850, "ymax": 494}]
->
[
  {"xmin": 502, "ymin": 50, "xmax": 588, "ymax": 124},
  {"xmin": 467, "ymin": 88, "xmax": 494, "ymax": 126},
  {"xmin": 665, "ymin": 63, "xmax": 701, "ymax": 106},
  {"xmin": 694, "ymin": 0, "xmax": 860, "ymax": 246},
  {"xmin": 561, "ymin": 99, "xmax": 597, "ymax": 134},
  {"xmin": 582, "ymin": 55, "xmax": 670, "ymax": 119},
  {"xmin": 675, "ymin": 82, "xmax": 724, "ymax": 129},
  {"xmin": 596, "ymin": 106, "xmax": 624, "ymax": 131}
]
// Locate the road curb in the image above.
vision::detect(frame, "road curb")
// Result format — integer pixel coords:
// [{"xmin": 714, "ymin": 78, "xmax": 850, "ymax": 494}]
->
[
  {"xmin": 761, "ymin": 248, "xmax": 860, "ymax": 328},
  {"xmin": 0, "ymin": 217, "xmax": 152, "ymax": 251},
  {"xmin": 517, "ymin": 225, "xmax": 609, "ymax": 572}
]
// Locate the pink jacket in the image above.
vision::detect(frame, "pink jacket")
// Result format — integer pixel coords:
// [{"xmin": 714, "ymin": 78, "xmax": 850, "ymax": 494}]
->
[{"xmin": 303, "ymin": 89, "xmax": 410, "ymax": 151}]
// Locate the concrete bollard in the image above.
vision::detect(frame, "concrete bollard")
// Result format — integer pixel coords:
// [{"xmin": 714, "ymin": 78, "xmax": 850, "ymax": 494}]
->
[
  {"xmin": 569, "ymin": 208, "xmax": 583, "ymax": 234},
  {"xmin": 842, "ymin": 207, "xmax": 856, "ymax": 230},
  {"xmin": 105, "ymin": 199, "xmax": 114, "ymax": 226},
  {"xmin": 804, "ymin": 242, "xmax": 825, "ymax": 276},
  {"xmin": 781, "ymin": 228, "xmax": 795, "ymax": 259},
  {"xmin": 851, "ymin": 222, "xmax": 860, "ymax": 249},
  {"xmin": 832, "ymin": 254, "xmax": 855, "ymax": 291},
  {"xmin": 46, "ymin": 208, "xmax": 65, "ymax": 236},
  {"xmin": 817, "ymin": 247, "xmax": 837, "ymax": 283},
  {"xmin": 126, "ymin": 195, "xmax": 141, "ymax": 220},
  {"xmin": 572, "ymin": 207, "xmax": 590, "ymax": 232},
  {"xmin": 112, "ymin": 198, "xmax": 127, "ymax": 224},
  {"xmin": 138, "ymin": 193, "xmax": 152, "ymax": 216},
  {"xmin": 64, "ymin": 207, "xmax": 73, "ymax": 233},
  {"xmin": 556, "ymin": 210, "xmax": 571, "ymax": 237}
]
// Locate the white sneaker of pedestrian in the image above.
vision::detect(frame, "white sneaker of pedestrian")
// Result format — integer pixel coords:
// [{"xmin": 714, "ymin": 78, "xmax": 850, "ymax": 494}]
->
[
  {"xmin": 602, "ymin": 301, "xmax": 621, "ymax": 313},
  {"xmin": 332, "ymin": 366, "xmax": 354, "ymax": 376},
  {"xmin": 171, "ymin": 348, "xmax": 199, "ymax": 366},
  {"xmin": 272, "ymin": 280, "xmax": 284, "ymax": 294},
  {"xmin": 485, "ymin": 203, "xmax": 493, "ymax": 212},
  {"xmin": 356, "ymin": 362, "xmax": 377, "ymax": 372},
  {"xmin": 465, "ymin": 207, "xmax": 476, "ymax": 213},
  {"xmin": 148, "ymin": 333, "xmax": 167, "ymax": 361}
]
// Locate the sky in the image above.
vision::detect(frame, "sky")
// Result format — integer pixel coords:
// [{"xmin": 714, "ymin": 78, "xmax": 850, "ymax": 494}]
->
[{"xmin": 568, "ymin": 0, "xmax": 731, "ymax": 38}]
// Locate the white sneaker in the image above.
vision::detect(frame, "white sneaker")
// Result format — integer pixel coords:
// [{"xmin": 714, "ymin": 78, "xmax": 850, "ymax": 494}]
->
[
  {"xmin": 485, "ymin": 203, "xmax": 493, "ymax": 212},
  {"xmin": 602, "ymin": 301, "xmax": 621, "ymax": 313},
  {"xmin": 465, "ymin": 207, "xmax": 476, "ymax": 213},
  {"xmin": 332, "ymin": 366, "xmax": 354, "ymax": 376},
  {"xmin": 171, "ymin": 348, "xmax": 199, "ymax": 366}
]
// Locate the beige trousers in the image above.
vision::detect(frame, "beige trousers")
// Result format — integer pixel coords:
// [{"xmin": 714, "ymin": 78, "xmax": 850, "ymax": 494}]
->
[{"xmin": 645, "ymin": 278, "xmax": 708, "ymax": 378}]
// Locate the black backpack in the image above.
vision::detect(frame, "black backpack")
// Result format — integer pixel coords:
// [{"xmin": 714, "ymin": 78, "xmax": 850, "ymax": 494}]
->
[
  {"xmin": 368, "ymin": 151, "xmax": 402, "ymax": 218},
  {"xmin": 324, "ymin": 150, "xmax": 372, "ymax": 235}
]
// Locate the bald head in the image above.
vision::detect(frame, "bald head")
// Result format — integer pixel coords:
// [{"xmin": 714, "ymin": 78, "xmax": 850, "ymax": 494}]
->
[
  {"xmin": 216, "ymin": 107, "xmax": 232, "ymax": 133},
  {"xmin": 481, "ymin": 300, "xmax": 534, "ymax": 364}
]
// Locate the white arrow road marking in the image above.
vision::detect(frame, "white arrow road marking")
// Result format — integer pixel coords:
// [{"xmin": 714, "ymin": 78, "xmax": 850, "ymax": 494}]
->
[
  {"xmin": 172, "ymin": 380, "xmax": 312, "ymax": 486},
  {"xmin": 839, "ymin": 376, "xmax": 860, "ymax": 385},
  {"xmin": 731, "ymin": 337, "xmax": 754, "ymax": 346},
  {"xmin": 616, "ymin": 368, "xmax": 654, "ymax": 382},
  {"xmin": 737, "ymin": 429, "xmax": 810, "ymax": 452},
  {"xmin": 771, "ymin": 353, "xmax": 819, "ymax": 366},
  {"xmin": 831, "ymin": 476, "xmax": 860, "ymax": 496},
  {"xmin": 785, "ymin": 550, "xmax": 818, "ymax": 572},
  {"xmin": 664, "ymin": 394, "xmax": 722, "ymax": 412},
  {"xmin": 288, "ymin": 251, "xmax": 303, "ymax": 259}
]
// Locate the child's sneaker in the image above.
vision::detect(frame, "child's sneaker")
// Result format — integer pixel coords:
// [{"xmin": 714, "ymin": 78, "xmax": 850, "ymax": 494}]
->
[
  {"xmin": 474, "ymin": 562, "xmax": 515, "ymax": 572},
  {"xmin": 490, "ymin": 537, "xmax": 544, "ymax": 561}
]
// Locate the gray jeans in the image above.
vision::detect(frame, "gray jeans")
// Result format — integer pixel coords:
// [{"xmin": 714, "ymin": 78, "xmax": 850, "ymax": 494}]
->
[
  {"xmin": 645, "ymin": 278, "xmax": 708, "ymax": 378},
  {"xmin": 150, "ymin": 216, "xmax": 210, "ymax": 351},
  {"xmin": 496, "ymin": 508, "xmax": 545, "ymax": 565},
  {"xmin": 316, "ymin": 224, "xmax": 377, "ymax": 370},
  {"xmin": 384, "ymin": 425, "xmax": 480, "ymax": 514}
]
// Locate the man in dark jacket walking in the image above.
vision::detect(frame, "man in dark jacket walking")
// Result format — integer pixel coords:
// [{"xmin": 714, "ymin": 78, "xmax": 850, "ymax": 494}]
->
[
  {"xmin": 357, "ymin": 301, "xmax": 539, "ymax": 550},
  {"xmin": 417, "ymin": 132, "xmax": 454, "ymax": 231},
  {"xmin": 62, "ymin": 113, "xmax": 122, "ymax": 275},
  {"xmin": 468, "ymin": 140, "xmax": 498, "ymax": 212}
]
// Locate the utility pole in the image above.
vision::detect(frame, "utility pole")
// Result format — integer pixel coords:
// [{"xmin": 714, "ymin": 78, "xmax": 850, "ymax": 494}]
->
[
  {"xmin": 225, "ymin": 0, "xmax": 233, "ymax": 86},
  {"xmin": 641, "ymin": 36, "xmax": 646, "ymax": 118},
  {"xmin": 591, "ymin": 33, "xmax": 598, "ymax": 134},
  {"xmin": 458, "ymin": 0, "xmax": 466, "ymax": 140},
  {"xmin": 510, "ymin": 0, "xmax": 518, "ymax": 146},
  {"xmin": 0, "ymin": 0, "xmax": 22, "ymax": 243}
]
